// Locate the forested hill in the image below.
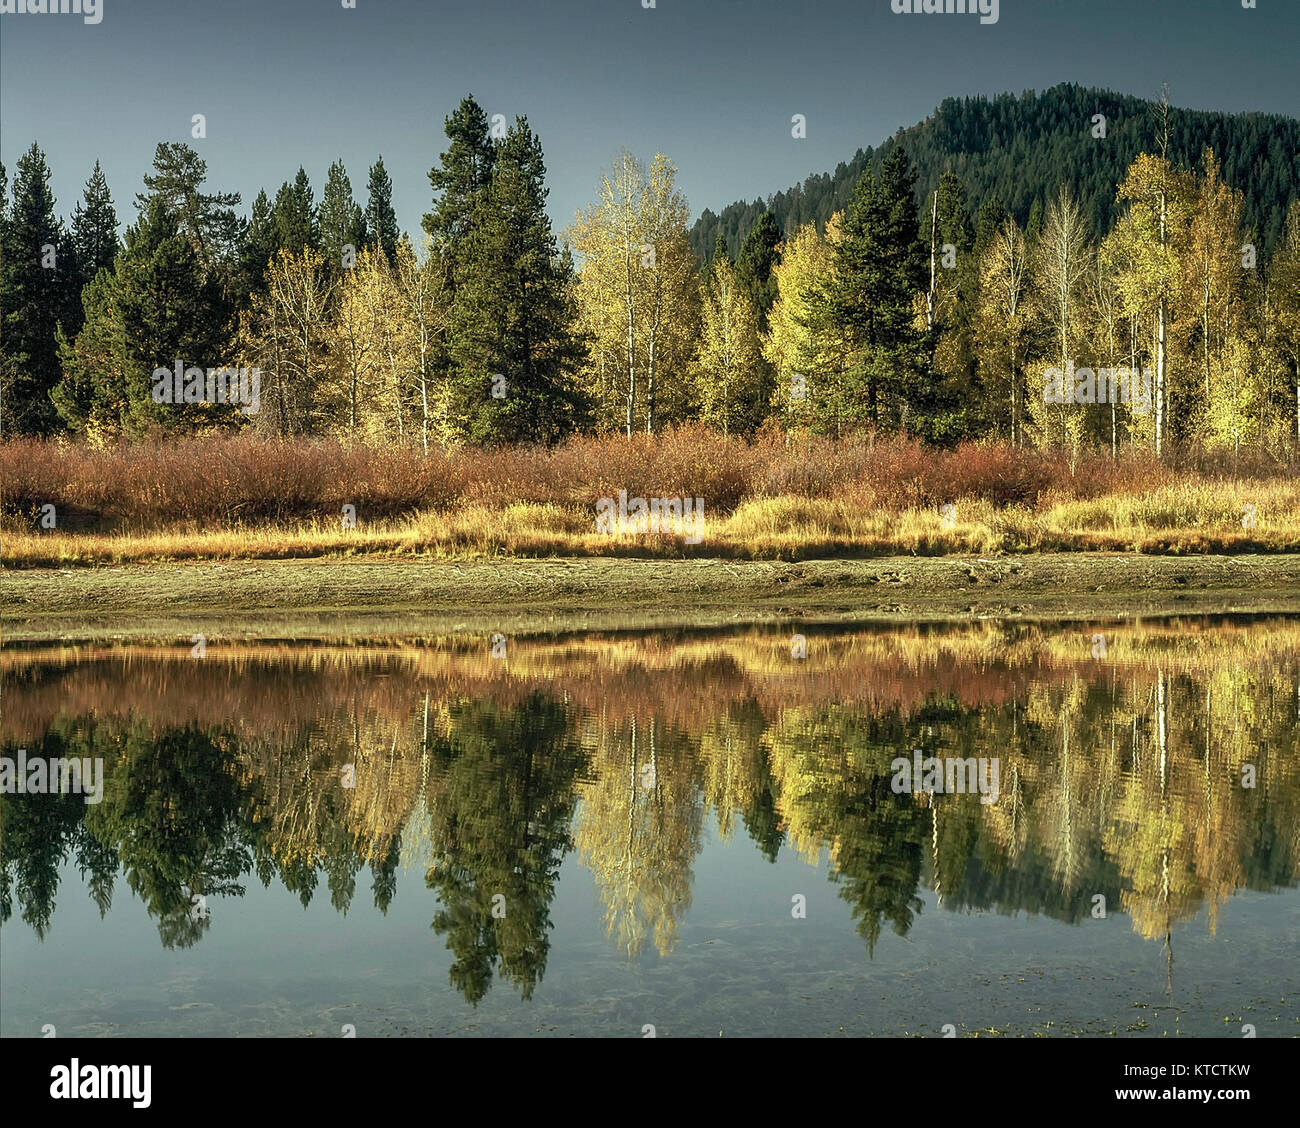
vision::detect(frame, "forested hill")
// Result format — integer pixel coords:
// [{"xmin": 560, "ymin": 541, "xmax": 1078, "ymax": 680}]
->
[{"xmin": 691, "ymin": 84, "xmax": 1300, "ymax": 261}]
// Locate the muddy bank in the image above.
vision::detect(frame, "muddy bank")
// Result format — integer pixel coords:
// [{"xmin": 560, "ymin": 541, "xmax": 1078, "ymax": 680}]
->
[{"xmin": 3, "ymin": 553, "xmax": 1298, "ymax": 643}]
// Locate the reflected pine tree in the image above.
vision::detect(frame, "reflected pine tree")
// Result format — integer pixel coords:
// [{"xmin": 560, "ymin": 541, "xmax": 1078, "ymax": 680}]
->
[
  {"xmin": 87, "ymin": 723, "xmax": 249, "ymax": 949},
  {"xmin": 424, "ymin": 692, "xmax": 586, "ymax": 1004}
]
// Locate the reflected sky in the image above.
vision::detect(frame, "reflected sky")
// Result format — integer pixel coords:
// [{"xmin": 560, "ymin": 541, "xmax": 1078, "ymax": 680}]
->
[{"xmin": 2, "ymin": 616, "xmax": 1298, "ymax": 1036}]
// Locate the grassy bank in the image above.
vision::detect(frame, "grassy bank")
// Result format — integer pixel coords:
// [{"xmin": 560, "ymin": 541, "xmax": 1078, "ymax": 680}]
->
[
  {"xmin": 5, "ymin": 554, "xmax": 1299, "ymax": 643},
  {"xmin": 3, "ymin": 431, "xmax": 1299, "ymax": 565}
]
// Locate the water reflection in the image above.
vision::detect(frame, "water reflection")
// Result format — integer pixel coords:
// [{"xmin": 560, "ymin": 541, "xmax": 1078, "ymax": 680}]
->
[{"xmin": 2, "ymin": 618, "xmax": 1298, "ymax": 1006}]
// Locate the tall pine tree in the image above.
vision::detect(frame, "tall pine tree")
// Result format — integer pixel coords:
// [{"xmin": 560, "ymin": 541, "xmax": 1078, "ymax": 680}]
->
[
  {"xmin": 364, "ymin": 157, "xmax": 399, "ymax": 264},
  {"xmin": 71, "ymin": 161, "xmax": 119, "ymax": 289},
  {"xmin": 446, "ymin": 117, "xmax": 586, "ymax": 443},
  {"xmin": 423, "ymin": 97, "xmax": 495, "ymax": 275},
  {"xmin": 319, "ymin": 159, "xmax": 365, "ymax": 274},
  {"xmin": 0, "ymin": 144, "xmax": 78, "ymax": 435},
  {"xmin": 829, "ymin": 146, "xmax": 927, "ymax": 432},
  {"xmin": 271, "ymin": 168, "xmax": 318, "ymax": 255}
]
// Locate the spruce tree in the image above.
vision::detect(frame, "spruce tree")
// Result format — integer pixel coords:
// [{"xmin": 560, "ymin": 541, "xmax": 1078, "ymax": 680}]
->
[
  {"xmin": 239, "ymin": 189, "xmax": 277, "ymax": 297},
  {"xmin": 71, "ymin": 161, "xmax": 119, "ymax": 289},
  {"xmin": 53, "ymin": 269, "xmax": 128, "ymax": 436},
  {"xmin": 830, "ymin": 146, "xmax": 927, "ymax": 431},
  {"xmin": 0, "ymin": 144, "xmax": 78, "ymax": 435},
  {"xmin": 974, "ymin": 193, "xmax": 1008, "ymax": 258},
  {"xmin": 446, "ymin": 117, "xmax": 586, "ymax": 444},
  {"xmin": 62, "ymin": 197, "xmax": 231, "ymax": 437},
  {"xmin": 735, "ymin": 210, "xmax": 783, "ymax": 330},
  {"xmin": 364, "ymin": 156, "xmax": 399, "ymax": 264},
  {"xmin": 319, "ymin": 159, "xmax": 365, "ymax": 274},
  {"xmin": 271, "ymin": 168, "xmax": 318, "ymax": 255}
]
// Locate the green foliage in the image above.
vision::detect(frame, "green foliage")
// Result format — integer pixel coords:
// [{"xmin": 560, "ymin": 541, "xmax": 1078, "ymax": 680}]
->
[
  {"xmin": 692, "ymin": 84, "xmax": 1300, "ymax": 259},
  {"xmin": 70, "ymin": 160, "xmax": 118, "ymax": 291},
  {"xmin": 444, "ymin": 116, "xmax": 588, "ymax": 444},
  {"xmin": 826, "ymin": 147, "xmax": 929, "ymax": 432},
  {"xmin": 364, "ymin": 156, "xmax": 399, "ymax": 264},
  {"xmin": 735, "ymin": 210, "xmax": 782, "ymax": 329},
  {"xmin": 135, "ymin": 142, "xmax": 240, "ymax": 269},
  {"xmin": 0, "ymin": 143, "xmax": 79, "ymax": 436},
  {"xmin": 319, "ymin": 158, "xmax": 366, "ymax": 276},
  {"xmin": 271, "ymin": 167, "xmax": 318, "ymax": 255}
]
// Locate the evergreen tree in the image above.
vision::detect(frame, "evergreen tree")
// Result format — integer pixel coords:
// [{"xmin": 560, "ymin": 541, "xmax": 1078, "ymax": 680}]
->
[
  {"xmin": 423, "ymin": 97, "xmax": 495, "ymax": 272},
  {"xmin": 0, "ymin": 143, "xmax": 78, "ymax": 435},
  {"xmin": 238, "ymin": 188, "xmax": 277, "ymax": 297},
  {"xmin": 136, "ymin": 142, "xmax": 240, "ymax": 268},
  {"xmin": 57, "ymin": 197, "xmax": 231, "ymax": 438},
  {"xmin": 1025, "ymin": 197, "xmax": 1045, "ymax": 248},
  {"xmin": 319, "ymin": 159, "xmax": 366, "ymax": 274},
  {"xmin": 974, "ymin": 193, "xmax": 1009, "ymax": 258},
  {"xmin": 71, "ymin": 161, "xmax": 119, "ymax": 289},
  {"xmin": 735, "ymin": 210, "xmax": 782, "ymax": 330},
  {"xmin": 271, "ymin": 168, "xmax": 318, "ymax": 255},
  {"xmin": 364, "ymin": 156, "xmax": 399, "ymax": 264},
  {"xmin": 445, "ymin": 117, "xmax": 586, "ymax": 444},
  {"xmin": 53, "ymin": 269, "xmax": 127, "ymax": 437},
  {"xmin": 829, "ymin": 146, "xmax": 927, "ymax": 431}
]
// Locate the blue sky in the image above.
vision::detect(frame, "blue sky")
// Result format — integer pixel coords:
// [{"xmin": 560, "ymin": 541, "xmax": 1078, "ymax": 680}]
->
[{"xmin": 2, "ymin": 0, "xmax": 1296, "ymax": 239}]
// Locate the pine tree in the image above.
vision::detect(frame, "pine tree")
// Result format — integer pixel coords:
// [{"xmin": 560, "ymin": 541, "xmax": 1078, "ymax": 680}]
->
[
  {"xmin": 735, "ymin": 211, "xmax": 782, "ymax": 331},
  {"xmin": 423, "ymin": 97, "xmax": 495, "ymax": 272},
  {"xmin": 272, "ymin": 168, "xmax": 318, "ymax": 255},
  {"xmin": 239, "ymin": 189, "xmax": 277, "ymax": 297},
  {"xmin": 364, "ymin": 156, "xmax": 399, "ymax": 265},
  {"xmin": 57, "ymin": 197, "xmax": 231, "ymax": 438},
  {"xmin": 319, "ymin": 159, "xmax": 366, "ymax": 275},
  {"xmin": 52, "ymin": 269, "xmax": 128, "ymax": 438},
  {"xmin": 445, "ymin": 117, "xmax": 586, "ymax": 444},
  {"xmin": 71, "ymin": 161, "xmax": 119, "ymax": 289},
  {"xmin": 136, "ymin": 142, "xmax": 240, "ymax": 269},
  {"xmin": 0, "ymin": 143, "xmax": 78, "ymax": 435},
  {"xmin": 828, "ymin": 146, "xmax": 927, "ymax": 432}
]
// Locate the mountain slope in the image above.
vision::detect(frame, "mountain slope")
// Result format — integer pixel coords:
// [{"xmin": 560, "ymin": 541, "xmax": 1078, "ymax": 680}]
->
[{"xmin": 691, "ymin": 84, "xmax": 1300, "ymax": 260}]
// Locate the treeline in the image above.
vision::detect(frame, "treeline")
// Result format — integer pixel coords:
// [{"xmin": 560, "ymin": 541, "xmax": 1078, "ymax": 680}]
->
[
  {"xmin": 2, "ymin": 90, "xmax": 1299, "ymax": 457},
  {"xmin": 691, "ymin": 84, "xmax": 1300, "ymax": 261}
]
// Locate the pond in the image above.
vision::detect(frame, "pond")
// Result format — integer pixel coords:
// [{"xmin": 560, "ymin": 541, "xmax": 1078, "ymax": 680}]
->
[{"xmin": 2, "ymin": 617, "xmax": 1297, "ymax": 1037}]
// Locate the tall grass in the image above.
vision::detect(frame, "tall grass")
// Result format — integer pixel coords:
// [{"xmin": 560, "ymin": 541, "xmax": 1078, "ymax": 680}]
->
[{"xmin": 2, "ymin": 428, "xmax": 1296, "ymax": 564}]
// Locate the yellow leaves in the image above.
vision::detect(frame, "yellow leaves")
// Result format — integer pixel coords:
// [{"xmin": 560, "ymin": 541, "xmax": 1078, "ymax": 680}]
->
[
  {"xmin": 763, "ymin": 219, "xmax": 833, "ymax": 385},
  {"xmin": 697, "ymin": 254, "xmax": 762, "ymax": 435},
  {"xmin": 565, "ymin": 152, "xmax": 698, "ymax": 432}
]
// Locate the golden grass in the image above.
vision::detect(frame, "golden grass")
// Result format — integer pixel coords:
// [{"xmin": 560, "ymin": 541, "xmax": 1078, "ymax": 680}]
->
[{"xmin": 4, "ymin": 478, "xmax": 1299, "ymax": 566}]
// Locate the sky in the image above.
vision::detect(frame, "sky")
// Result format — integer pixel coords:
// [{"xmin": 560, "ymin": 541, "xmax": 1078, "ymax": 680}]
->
[{"xmin": 2, "ymin": 0, "xmax": 1297, "ymax": 241}]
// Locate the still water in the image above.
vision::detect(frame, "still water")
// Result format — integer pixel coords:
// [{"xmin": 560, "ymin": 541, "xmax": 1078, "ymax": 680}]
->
[{"xmin": 2, "ymin": 618, "xmax": 1298, "ymax": 1037}]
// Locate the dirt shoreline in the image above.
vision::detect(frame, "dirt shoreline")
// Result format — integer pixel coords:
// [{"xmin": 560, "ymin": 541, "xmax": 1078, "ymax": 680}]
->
[{"xmin": 3, "ymin": 553, "xmax": 1298, "ymax": 643}]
